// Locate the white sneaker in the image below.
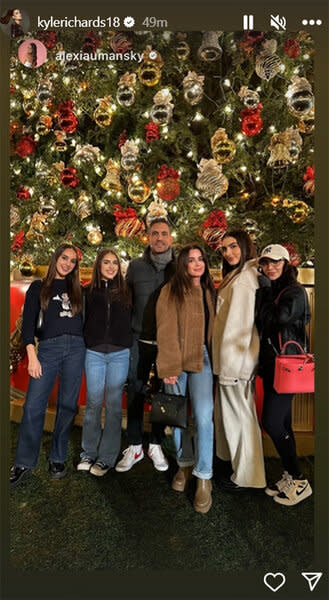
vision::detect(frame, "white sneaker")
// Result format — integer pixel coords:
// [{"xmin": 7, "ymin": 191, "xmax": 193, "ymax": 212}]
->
[
  {"xmin": 273, "ymin": 477, "xmax": 312, "ymax": 506},
  {"xmin": 90, "ymin": 460, "xmax": 111, "ymax": 477},
  {"xmin": 148, "ymin": 443, "xmax": 169, "ymax": 472},
  {"xmin": 265, "ymin": 471, "xmax": 290, "ymax": 496},
  {"xmin": 115, "ymin": 445, "xmax": 144, "ymax": 472},
  {"xmin": 77, "ymin": 457, "xmax": 94, "ymax": 472}
]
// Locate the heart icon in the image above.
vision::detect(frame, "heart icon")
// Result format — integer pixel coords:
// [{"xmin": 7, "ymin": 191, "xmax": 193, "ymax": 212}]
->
[{"xmin": 264, "ymin": 572, "xmax": 286, "ymax": 592}]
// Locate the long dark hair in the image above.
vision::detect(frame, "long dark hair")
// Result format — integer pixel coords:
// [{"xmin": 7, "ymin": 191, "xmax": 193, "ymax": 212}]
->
[
  {"xmin": 169, "ymin": 244, "xmax": 214, "ymax": 304},
  {"xmin": 0, "ymin": 8, "xmax": 17, "ymax": 24},
  {"xmin": 26, "ymin": 42, "xmax": 37, "ymax": 67},
  {"xmin": 220, "ymin": 229, "xmax": 257, "ymax": 285},
  {"xmin": 272, "ymin": 260, "xmax": 299, "ymax": 292},
  {"xmin": 89, "ymin": 248, "xmax": 131, "ymax": 305},
  {"xmin": 40, "ymin": 244, "xmax": 82, "ymax": 315}
]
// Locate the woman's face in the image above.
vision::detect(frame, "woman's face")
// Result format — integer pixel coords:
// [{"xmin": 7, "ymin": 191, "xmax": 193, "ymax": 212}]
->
[
  {"xmin": 100, "ymin": 253, "xmax": 119, "ymax": 280},
  {"xmin": 187, "ymin": 248, "xmax": 205, "ymax": 281},
  {"xmin": 26, "ymin": 43, "xmax": 33, "ymax": 55},
  {"xmin": 220, "ymin": 236, "xmax": 241, "ymax": 267},
  {"xmin": 13, "ymin": 9, "xmax": 22, "ymax": 22},
  {"xmin": 259, "ymin": 258, "xmax": 285, "ymax": 281},
  {"xmin": 55, "ymin": 248, "xmax": 77, "ymax": 279}
]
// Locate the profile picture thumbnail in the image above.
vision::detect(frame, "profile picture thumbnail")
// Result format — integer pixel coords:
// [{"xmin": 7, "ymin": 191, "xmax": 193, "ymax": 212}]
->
[
  {"xmin": 18, "ymin": 39, "xmax": 47, "ymax": 68},
  {"xmin": 0, "ymin": 7, "xmax": 30, "ymax": 38}
]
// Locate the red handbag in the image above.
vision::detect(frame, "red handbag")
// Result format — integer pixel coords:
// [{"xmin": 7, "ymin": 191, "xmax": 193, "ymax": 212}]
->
[{"xmin": 273, "ymin": 340, "xmax": 314, "ymax": 394}]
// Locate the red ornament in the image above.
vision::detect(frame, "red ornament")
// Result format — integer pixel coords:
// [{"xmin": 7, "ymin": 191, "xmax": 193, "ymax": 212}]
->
[
  {"xmin": 200, "ymin": 210, "xmax": 227, "ymax": 252},
  {"xmin": 118, "ymin": 130, "xmax": 128, "ymax": 149},
  {"xmin": 284, "ymin": 38, "xmax": 300, "ymax": 59},
  {"xmin": 57, "ymin": 101, "xmax": 78, "ymax": 134},
  {"xmin": 282, "ymin": 243, "xmax": 301, "ymax": 267},
  {"xmin": 156, "ymin": 165, "xmax": 180, "ymax": 202},
  {"xmin": 244, "ymin": 30, "xmax": 264, "ymax": 45},
  {"xmin": 11, "ymin": 230, "xmax": 25, "ymax": 252},
  {"xmin": 303, "ymin": 166, "xmax": 315, "ymax": 196},
  {"xmin": 241, "ymin": 103, "xmax": 263, "ymax": 137},
  {"xmin": 60, "ymin": 166, "xmax": 80, "ymax": 188},
  {"xmin": 37, "ymin": 30, "xmax": 57, "ymax": 49},
  {"xmin": 82, "ymin": 30, "xmax": 101, "ymax": 54},
  {"xmin": 75, "ymin": 246, "xmax": 83, "ymax": 261},
  {"xmin": 113, "ymin": 204, "xmax": 145, "ymax": 238},
  {"xmin": 10, "ymin": 86, "xmax": 15, "ymax": 94},
  {"xmin": 145, "ymin": 122, "xmax": 160, "ymax": 143},
  {"xmin": 16, "ymin": 135, "xmax": 37, "ymax": 158},
  {"xmin": 110, "ymin": 32, "xmax": 133, "ymax": 54},
  {"xmin": 16, "ymin": 186, "xmax": 31, "ymax": 200}
]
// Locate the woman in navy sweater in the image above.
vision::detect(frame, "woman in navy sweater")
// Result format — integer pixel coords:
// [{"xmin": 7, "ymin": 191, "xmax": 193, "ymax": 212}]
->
[
  {"xmin": 10, "ymin": 244, "xmax": 85, "ymax": 486},
  {"xmin": 77, "ymin": 249, "xmax": 132, "ymax": 476}
]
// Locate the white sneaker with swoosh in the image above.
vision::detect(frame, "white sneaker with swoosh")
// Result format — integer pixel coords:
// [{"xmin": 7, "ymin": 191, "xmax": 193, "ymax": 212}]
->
[
  {"xmin": 115, "ymin": 445, "xmax": 144, "ymax": 472},
  {"xmin": 273, "ymin": 477, "xmax": 312, "ymax": 506}
]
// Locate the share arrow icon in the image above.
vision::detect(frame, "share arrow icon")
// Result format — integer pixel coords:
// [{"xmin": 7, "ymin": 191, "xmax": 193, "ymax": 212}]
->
[{"xmin": 301, "ymin": 572, "xmax": 323, "ymax": 591}]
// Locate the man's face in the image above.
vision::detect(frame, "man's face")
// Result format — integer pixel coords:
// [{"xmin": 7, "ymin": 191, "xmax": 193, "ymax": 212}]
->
[{"xmin": 148, "ymin": 222, "xmax": 173, "ymax": 255}]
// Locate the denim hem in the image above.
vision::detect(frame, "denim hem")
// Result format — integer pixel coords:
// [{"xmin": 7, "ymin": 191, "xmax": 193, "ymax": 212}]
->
[
  {"xmin": 192, "ymin": 469, "xmax": 212, "ymax": 480},
  {"xmin": 177, "ymin": 460, "xmax": 194, "ymax": 468},
  {"xmin": 80, "ymin": 451, "xmax": 97, "ymax": 460},
  {"xmin": 15, "ymin": 463, "xmax": 35, "ymax": 470}
]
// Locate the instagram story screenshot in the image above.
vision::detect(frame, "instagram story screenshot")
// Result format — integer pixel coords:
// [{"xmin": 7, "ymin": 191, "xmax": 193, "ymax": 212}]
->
[{"xmin": 0, "ymin": 0, "xmax": 328, "ymax": 599}]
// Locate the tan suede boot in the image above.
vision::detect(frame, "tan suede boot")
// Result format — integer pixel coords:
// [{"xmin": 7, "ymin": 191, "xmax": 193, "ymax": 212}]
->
[
  {"xmin": 172, "ymin": 466, "xmax": 193, "ymax": 492},
  {"xmin": 194, "ymin": 478, "xmax": 212, "ymax": 513}
]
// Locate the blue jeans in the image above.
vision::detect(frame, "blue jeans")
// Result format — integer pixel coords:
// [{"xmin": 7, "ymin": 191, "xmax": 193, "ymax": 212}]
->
[
  {"xmin": 81, "ymin": 348, "xmax": 130, "ymax": 466},
  {"xmin": 15, "ymin": 335, "xmax": 85, "ymax": 468},
  {"xmin": 165, "ymin": 346, "xmax": 214, "ymax": 480}
]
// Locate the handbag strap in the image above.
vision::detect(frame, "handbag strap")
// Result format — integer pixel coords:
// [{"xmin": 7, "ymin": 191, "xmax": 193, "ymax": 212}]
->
[{"xmin": 275, "ymin": 284, "xmax": 308, "ymax": 352}]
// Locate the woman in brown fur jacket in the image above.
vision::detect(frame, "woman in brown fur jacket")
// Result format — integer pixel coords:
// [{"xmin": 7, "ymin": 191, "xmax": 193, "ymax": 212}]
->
[{"xmin": 156, "ymin": 244, "xmax": 215, "ymax": 513}]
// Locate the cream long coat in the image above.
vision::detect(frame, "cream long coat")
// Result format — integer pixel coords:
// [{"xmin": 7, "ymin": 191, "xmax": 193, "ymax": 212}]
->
[{"xmin": 212, "ymin": 259, "xmax": 260, "ymax": 384}]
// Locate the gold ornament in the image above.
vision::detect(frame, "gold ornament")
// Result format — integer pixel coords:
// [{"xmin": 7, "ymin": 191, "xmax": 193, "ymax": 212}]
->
[
  {"xmin": 183, "ymin": 71, "xmax": 204, "ymax": 106},
  {"xmin": 146, "ymin": 198, "xmax": 168, "ymax": 225},
  {"xmin": 37, "ymin": 80, "xmax": 52, "ymax": 103},
  {"xmin": 10, "ymin": 205, "xmax": 20, "ymax": 227},
  {"xmin": 93, "ymin": 96, "xmax": 114, "ymax": 127},
  {"xmin": 175, "ymin": 33, "xmax": 190, "ymax": 61},
  {"xmin": 238, "ymin": 86, "xmax": 260, "ymax": 109},
  {"xmin": 76, "ymin": 191, "xmax": 92, "ymax": 220},
  {"xmin": 25, "ymin": 212, "xmax": 48, "ymax": 241},
  {"xmin": 101, "ymin": 159, "xmax": 122, "ymax": 191},
  {"xmin": 120, "ymin": 140, "xmax": 139, "ymax": 171},
  {"xmin": 19, "ymin": 257, "xmax": 36, "ymax": 277},
  {"xmin": 282, "ymin": 199, "xmax": 310, "ymax": 223},
  {"xmin": 256, "ymin": 40, "xmax": 282, "ymax": 81},
  {"xmin": 87, "ymin": 228, "xmax": 103, "ymax": 245},
  {"xmin": 267, "ymin": 133, "xmax": 292, "ymax": 169},
  {"xmin": 284, "ymin": 127, "xmax": 303, "ymax": 161},
  {"xmin": 138, "ymin": 46, "xmax": 163, "ymax": 87},
  {"xmin": 22, "ymin": 95, "xmax": 39, "ymax": 118},
  {"xmin": 53, "ymin": 130, "xmax": 67, "ymax": 152},
  {"xmin": 196, "ymin": 158, "xmax": 229, "ymax": 204},
  {"xmin": 115, "ymin": 218, "xmax": 145, "ymax": 238},
  {"xmin": 198, "ymin": 31, "xmax": 223, "ymax": 61},
  {"xmin": 79, "ymin": 80, "xmax": 89, "ymax": 92},
  {"xmin": 150, "ymin": 89, "xmax": 174, "ymax": 124},
  {"xmin": 39, "ymin": 196, "xmax": 58, "ymax": 219},
  {"xmin": 298, "ymin": 108, "xmax": 314, "ymax": 134},
  {"xmin": 211, "ymin": 128, "xmax": 236, "ymax": 164},
  {"xmin": 73, "ymin": 144, "xmax": 100, "ymax": 165},
  {"xmin": 36, "ymin": 115, "xmax": 53, "ymax": 136},
  {"xmin": 116, "ymin": 72, "xmax": 136, "ymax": 107},
  {"xmin": 286, "ymin": 76, "xmax": 314, "ymax": 118},
  {"xmin": 128, "ymin": 175, "xmax": 150, "ymax": 204}
]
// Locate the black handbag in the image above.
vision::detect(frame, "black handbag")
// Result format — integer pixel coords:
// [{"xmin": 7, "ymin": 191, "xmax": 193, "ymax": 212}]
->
[{"xmin": 149, "ymin": 384, "xmax": 188, "ymax": 429}]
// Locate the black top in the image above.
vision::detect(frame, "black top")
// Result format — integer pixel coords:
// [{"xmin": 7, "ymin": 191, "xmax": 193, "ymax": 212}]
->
[
  {"xmin": 127, "ymin": 246, "xmax": 175, "ymax": 340},
  {"xmin": 256, "ymin": 272, "xmax": 311, "ymax": 380},
  {"xmin": 83, "ymin": 280, "xmax": 133, "ymax": 350},
  {"xmin": 21, "ymin": 279, "xmax": 83, "ymax": 346}
]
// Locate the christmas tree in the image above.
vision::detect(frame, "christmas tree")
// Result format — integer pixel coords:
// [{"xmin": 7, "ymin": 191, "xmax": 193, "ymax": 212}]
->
[{"xmin": 9, "ymin": 29, "xmax": 315, "ymax": 271}]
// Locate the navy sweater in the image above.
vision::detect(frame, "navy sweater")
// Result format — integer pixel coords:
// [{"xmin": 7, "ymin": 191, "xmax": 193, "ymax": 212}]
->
[{"xmin": 21, "ymin": 279, "xmax": 83, "ymax": 346}]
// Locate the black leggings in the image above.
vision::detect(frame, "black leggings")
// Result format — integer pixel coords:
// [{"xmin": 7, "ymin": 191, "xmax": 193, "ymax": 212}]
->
[{"xmin": 262, "ymin": 377, "xmax": 301, "ymax": 477}]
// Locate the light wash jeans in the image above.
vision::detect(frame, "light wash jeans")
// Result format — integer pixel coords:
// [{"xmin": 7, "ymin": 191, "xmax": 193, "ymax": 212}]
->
[
  {"xmin": 81, "ymin": 348, "xmax": 130, "ymax": 466},
  {"xmin": 165, "ymin": 346, "xmax": 214, "ymax": 480}
]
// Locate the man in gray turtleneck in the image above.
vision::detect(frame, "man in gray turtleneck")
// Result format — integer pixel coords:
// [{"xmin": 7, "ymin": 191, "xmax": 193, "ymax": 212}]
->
[{"xmin": 115, "ymin": 219, "xmax": 175, "ymax": 473}]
